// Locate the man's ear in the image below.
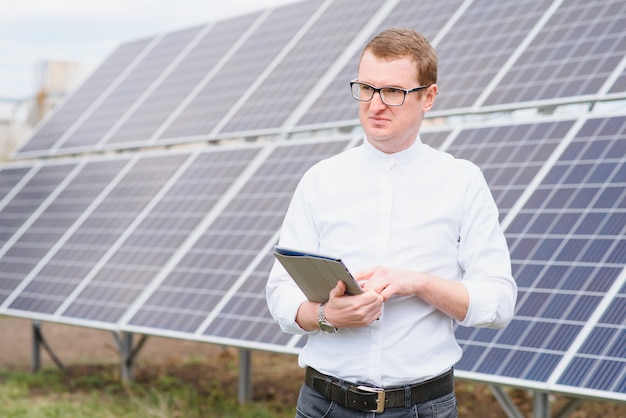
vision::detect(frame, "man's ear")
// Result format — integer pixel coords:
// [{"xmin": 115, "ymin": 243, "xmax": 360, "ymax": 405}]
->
[{"xmin": 422, "ymin": 84, "xmax": 438, "ymax": 112}]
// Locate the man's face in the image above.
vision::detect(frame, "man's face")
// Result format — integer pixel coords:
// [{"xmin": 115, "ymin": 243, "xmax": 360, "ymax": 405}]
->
[{"xmin": 356, "ymin": 51, "xmax": 437, "ymax": 154}]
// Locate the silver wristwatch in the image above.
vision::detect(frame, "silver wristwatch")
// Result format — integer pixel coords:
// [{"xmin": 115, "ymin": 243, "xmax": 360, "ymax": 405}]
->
[{"xmin": 318, "ymin": 302, "xmax": 338, "ymax": 333}]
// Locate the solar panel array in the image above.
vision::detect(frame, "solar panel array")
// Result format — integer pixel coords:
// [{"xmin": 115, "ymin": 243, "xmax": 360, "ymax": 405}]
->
[
  {"xmin": 2, "ymin": 0, "xmax": 626, "ymax": 405},
  {"xmin": 453, "ymin": 114, "xmax": 626, "ymax": 400},
  {"xmin": 13, "ymin": 0, "xmax": 626, "ymax": 158}
]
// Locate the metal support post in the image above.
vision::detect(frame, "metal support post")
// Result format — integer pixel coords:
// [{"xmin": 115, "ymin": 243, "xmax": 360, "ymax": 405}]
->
[
  {"xmin": 31, "ymin": 320, "xmax": 67, "ymax": 373},
  {"xmin": 489, "ymin": 384, "xmax": 525, "ymax": 418},
  {"xmin": 533, "ymin": 391, "xmax": 551, "ymax": 418},
  {"xmin": 120, "ymin": 332, "xmax": 134, "ymax": 381},
  {"xmin": 31, "ymin": 321, "xmax": 41, "ymax": 372},
  {"xmin": 238, "ymin": 348, "xmax": 253, "ymax": 404},
  {"xmin": 111, "ymin": 331, "xmax": 148, "ymax": 382}
]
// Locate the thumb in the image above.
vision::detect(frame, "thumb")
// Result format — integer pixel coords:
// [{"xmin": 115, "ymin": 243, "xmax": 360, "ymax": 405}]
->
[{"xmin": 329, "ymin": 280, "xmax": 347, "ymax": 299}]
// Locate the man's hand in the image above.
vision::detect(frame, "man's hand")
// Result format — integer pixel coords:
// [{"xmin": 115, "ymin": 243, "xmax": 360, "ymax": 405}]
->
[
  {"xmin": 355, "ymin": 266, "xmax": 469, "ymax": 322},
  {"xmin": 295, "ymin": 280, "xmax": 383, "ymax": 331},
  {"xmin": 355, "ymin": 266, "xmax": 418, "ymax": 300},
  {"xmin": 323, "ymin": 281, "xmax": 383, "ymax": 328}
]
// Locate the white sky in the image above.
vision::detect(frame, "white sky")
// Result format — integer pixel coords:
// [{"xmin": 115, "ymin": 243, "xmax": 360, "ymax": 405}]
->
[{"xmin": 0, "ymin": 0, "xmax": 299, "ymax": 100}]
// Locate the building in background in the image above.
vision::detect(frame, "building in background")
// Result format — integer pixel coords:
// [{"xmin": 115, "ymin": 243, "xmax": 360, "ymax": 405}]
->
[{"xmin": 0, "ymin": 60, "xmax": 85, "ymax": 161}]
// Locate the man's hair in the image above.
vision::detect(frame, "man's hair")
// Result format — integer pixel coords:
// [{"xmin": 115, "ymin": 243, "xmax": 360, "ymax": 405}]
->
[{"xmin": 361, "ymin": 28, "xmax": 438, "ymax": 86}]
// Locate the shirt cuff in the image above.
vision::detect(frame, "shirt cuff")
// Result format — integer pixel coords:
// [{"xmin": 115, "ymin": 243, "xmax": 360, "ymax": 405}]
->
[
  {"xmin": 272, "ymin": 289, "xmax": 311, "ymax": 335},
  {"xmin": 460, "ymin": 280, "xmax": 513, "ymax": 329}
]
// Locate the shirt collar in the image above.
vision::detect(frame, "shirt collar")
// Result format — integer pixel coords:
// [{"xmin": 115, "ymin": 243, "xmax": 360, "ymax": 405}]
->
[{"xmin": 362, "ymin": 135, "xmax": 424, "ymax": 167}]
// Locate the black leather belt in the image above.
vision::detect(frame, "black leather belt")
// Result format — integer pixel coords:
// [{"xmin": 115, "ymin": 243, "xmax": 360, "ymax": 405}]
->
[{"xmin": 304, "ymin": 367, "xmax": 454, "ymax": 413}]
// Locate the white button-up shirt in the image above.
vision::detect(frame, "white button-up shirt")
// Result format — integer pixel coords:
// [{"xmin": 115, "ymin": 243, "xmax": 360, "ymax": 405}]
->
[{"xmin": 266, "ymin": 136, "xmax": 517, "ymax": 387}]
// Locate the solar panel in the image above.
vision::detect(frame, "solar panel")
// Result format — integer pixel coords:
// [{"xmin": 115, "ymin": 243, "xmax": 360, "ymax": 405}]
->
[
  {"xmin": 434, "ymin": 0, "xmax": 554, "ymax": 111},
  {"xmin": 482, "ymin": 0, "xmax": 626, "ymax": 107},
  {"xmin": 58, "ymin": 147, "xmax": 262, "ymax": 324},
  {"xmin": 419, "ymin": 129, "xmax": 454, "ymax": 150},
  {"xmin": 607, "ymin": 68, "xmax": 626, "ymax": 95},
  {"xmin": 0, "ymin": 165, "xmax": 34, "ymax": 215},
  {"xmin": 58, "ymin": 27, "xmax": 205, "ymax": 153},
  {"xmin": 123, "ymin": 139, "xmax": 351, "ymax": 346},
  {"xmin": 442, "ymin": 119, "xmax": 576, "ymax": 220},
  {"xmin": 157, "ymin": 1, "xmax": 323, "ymax": 143},
  {"xmin": 561, "ymin": 282, "xmax": 626, "ymax": 395},
  {"xmin": 454, "ymin": 114, "xmax": 626, "ymax": 401},
  {"xmin": 217, "ymin": 0, "xmax": 383, "ymax": 134},
  {"xmin": 0, "ymin": 162, "xmax": 81, "ymax": 304},
  {"xmin": 13, "ymin": 38, "xmax": 153, "ymax": 157},
  {"xmin": 2, "ymin": 154, "xmax": 189, "ymax": 319},
  {"xmin": 94, "ymin": 20, "xmax": 216, "ymax": 147}
]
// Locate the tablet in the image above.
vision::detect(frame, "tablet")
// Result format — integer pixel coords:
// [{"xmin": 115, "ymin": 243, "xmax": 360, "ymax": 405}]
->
[{"xmin": 273, "ymin": 246, "xmax": 363, "ymax": 303}]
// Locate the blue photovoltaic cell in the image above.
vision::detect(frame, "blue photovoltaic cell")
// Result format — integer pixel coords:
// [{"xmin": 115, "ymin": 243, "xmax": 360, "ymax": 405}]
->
[
  {"xmin": 456, "ymin": 115, "xmax": 626, "ymax": 389},
  {"xmin": 58, "ymin": 27, "xmax": 203, "ymax": 152},
  {"xmin": 14, "ymin": 38, "xmax": 153, "ymax": 156},
  {"xmin": 484, "ymin": 0, "xmax": 626, "ymax": 106},
  {"xmin": 219, "ymin": 0, "xmax": 381, "ymax": 134},
  {"xmin": 0, "ymin": 163, "xmax": 79, "ymax": 305},
  {"xmin": 127, "ymin": 140, "xmax": 350, "ymax": 338},
  {"xmin": 158, "ymin": 2, "xmax": 321, "ymax": 142},
  {"xmin": 58, "ymin": 147, "xmax": 261, "ymax": 324},
  {"xmin": 444, "ymin": 120, "xmax": 575, "ymax": 220},
  {"xmin": 435, "ymin": 0, "xmax": 553, "ymax": 111},
  {"xmin": 296, "ymin": 0, "xmax": 464, "ymax": 127}
]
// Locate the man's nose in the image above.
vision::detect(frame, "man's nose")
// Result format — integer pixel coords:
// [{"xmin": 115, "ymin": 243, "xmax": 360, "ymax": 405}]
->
[{"xmin": 369, "ymin": 91, "xmax": 387, "ymax": 109}]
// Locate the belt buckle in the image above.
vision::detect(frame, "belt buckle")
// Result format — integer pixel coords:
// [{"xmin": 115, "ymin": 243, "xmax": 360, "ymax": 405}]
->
[{"xmin": 356, "ymin": 385, "xmax": 385, "ymax": 413}]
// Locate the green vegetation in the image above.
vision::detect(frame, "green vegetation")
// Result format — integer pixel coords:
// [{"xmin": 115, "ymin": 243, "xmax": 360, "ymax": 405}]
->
[
  {"xmin": 1, "ymin": 355, "xmax": 625, "ymax": 418},
  {"xmin": 0, "ymin": 366, "xmax": 295, "ymax": 418}
]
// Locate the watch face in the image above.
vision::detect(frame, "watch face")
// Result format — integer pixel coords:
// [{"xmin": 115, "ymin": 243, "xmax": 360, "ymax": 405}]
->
[{"xmin": 319, "ymin": 321, "xmax": 337, "ymax": 333}]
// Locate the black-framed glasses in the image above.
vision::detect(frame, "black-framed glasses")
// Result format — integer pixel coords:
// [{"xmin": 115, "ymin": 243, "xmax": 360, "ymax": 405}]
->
[{"xmin": 350, "ymin": 80, "xmax": 431, "ymax": 106}]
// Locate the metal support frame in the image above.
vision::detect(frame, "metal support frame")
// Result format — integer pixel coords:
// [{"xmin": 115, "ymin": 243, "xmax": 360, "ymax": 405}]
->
[
  {"xmin": 490, "ymin": 384, "xmax": 525, "ymax": 418},
  {"xmin": 31, "ymin": 320, "xmax": 68, "ymax": 373},
  {"xmin": 533, "ymin": 391, "xmax": 550, "ymax": 418},
  {"xmin": 111, "ymin": 331, "xmax": 148, "ymax": 381},
  {"xmin": 238, "ymin": 348, "xmax": 253, "ymax": 404},
  {"xmin": 489, "ymin": 384, "xmax": 586, "ymax": 418},
  {"xmin": 553, "ymin": 398, "xmax": 584, "ymax": 418}
]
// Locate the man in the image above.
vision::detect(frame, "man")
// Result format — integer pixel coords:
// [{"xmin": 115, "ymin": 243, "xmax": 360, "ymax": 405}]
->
[{"xmin": 266, "ymin": 28, "xmax": 517, "ymax": 417}]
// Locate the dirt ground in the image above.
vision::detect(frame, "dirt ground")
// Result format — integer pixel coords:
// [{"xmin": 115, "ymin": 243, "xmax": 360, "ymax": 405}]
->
[{"xmin": 1, "ymin": 316, "xmax": 624, "ymax": 417}]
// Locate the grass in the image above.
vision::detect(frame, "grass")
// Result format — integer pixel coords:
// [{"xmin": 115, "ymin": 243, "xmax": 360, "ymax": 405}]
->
[
  {"xmin": 1, "ymin": 350, "xmax": 626, "ymax": 418},
  {"xmin": 0, "ymin": 365, "xmax": 296, "ymax": 418}
]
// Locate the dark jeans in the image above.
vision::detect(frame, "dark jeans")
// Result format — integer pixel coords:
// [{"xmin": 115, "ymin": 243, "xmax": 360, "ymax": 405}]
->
[{"xmin": 295, "ymin": 383, "xmax": 458, "ymax": 418}]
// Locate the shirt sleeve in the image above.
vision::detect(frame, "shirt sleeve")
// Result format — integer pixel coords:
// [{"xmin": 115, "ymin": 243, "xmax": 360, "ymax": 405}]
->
[
  {"xmin": 266, "ymin": 170, "xmax": 320, "ymax": 334},
  {"xmin": 457, "ymin": 165, "xmax": 517, "ymax": 329}
]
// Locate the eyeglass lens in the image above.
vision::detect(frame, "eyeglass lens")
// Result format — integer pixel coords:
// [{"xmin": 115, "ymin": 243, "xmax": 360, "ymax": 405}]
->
[{"xmin": 351, "ymin": 83, "xmax": 406, "ymax": 106}]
